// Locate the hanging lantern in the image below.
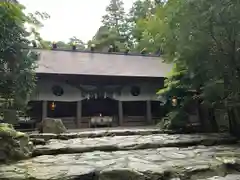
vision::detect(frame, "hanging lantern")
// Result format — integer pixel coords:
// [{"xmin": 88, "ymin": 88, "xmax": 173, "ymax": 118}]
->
[
  {"xmin": 50, "ymin": 102, "xmax": 56, "ymax": 110},
  {"xmin": 172, "ymin": 96, "xmax": 178, "ymax": 107}
]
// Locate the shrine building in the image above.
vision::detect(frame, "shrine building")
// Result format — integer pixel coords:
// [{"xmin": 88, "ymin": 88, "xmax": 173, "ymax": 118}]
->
[{"xmin": 28, "ymin": 48, "xmax": 172, "ymax": 129}]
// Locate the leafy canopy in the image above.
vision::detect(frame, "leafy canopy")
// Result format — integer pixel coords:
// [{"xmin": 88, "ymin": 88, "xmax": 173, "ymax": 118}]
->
[{"xmin": 0, "ymin": 2, "xmax": 39, "ymax": 113}]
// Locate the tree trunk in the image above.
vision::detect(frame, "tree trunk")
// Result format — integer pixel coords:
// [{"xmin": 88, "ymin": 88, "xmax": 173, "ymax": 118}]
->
[
  {"xmin": 228, "ymin": 107, "xmax": 240, "ymax": 137},
  {"xmin": 197, "ymin": 103, "xmax": 205, "ymax": 132},
  {"xmin": 208, "ymin": 107, "xmax": 219, "ymax": 132}
]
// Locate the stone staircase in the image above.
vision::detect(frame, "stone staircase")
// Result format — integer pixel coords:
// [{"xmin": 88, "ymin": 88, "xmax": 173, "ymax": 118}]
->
[
  {"xmin": 122, "ymin": 116, "xmax": 147, "ymax": 126},
  {"xmin": 61, "ymin": 117, "xmax": 76, "ymax": 129}
]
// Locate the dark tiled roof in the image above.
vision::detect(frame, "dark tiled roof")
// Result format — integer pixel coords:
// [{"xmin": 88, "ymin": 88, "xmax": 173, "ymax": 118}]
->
[{"xmin": 35, "ymin": 49, "xmax": 172, "ymax": 78}]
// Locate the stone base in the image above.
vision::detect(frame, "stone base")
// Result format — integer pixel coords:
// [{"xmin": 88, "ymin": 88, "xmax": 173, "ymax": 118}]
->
[{"xmin": 40, "ymin": 118, "xmax": 67, "ymax": 134}]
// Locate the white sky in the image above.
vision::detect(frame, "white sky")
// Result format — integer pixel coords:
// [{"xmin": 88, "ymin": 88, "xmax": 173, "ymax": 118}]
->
[{"xmin": 18, "ymin": 0, "xmax": 135, "ymax": 43}]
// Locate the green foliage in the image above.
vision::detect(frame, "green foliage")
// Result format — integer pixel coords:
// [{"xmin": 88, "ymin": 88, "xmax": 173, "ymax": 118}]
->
[
  {"xmin": 132, "ymin": 0, "xmax": 240, "ymax": 131},
  {"xmin": 0, "ymin": 2, "xmax": 38, "ymax": 116},
  {"xmin": 127, "ymin": 0, "xmax": 157, "ymax": 46},
  {"xmin": 0, "ymin": 123, "xmax": 33, "ymax": 163},
  {"xmin": 0, "ymin": 123, "xmax": 26, "ymax": 138},
  {"xmin": 41, "ymin": 37, "xmax": 86, "ymax": 50},
  {"xmin": 68, "ymin": 36, "xmax": 85, "ymax": 50},
  {"xmin": 159, "ymin": 110, "xmax": 188, "ymax": 130},
  {"xmin": 89, "ymin": 0, "xmax": 130, "ymax": 51},
  {"xmin": 25, "ymin": 10, "xmax": 50, "ymax": 48},
  {"xmin": 102, "ymin": 0, "xmax": 126, "ymax": 34},
  {"xmin": 89, "ymin": 26, "xmax": 127, "ymax": 51}
]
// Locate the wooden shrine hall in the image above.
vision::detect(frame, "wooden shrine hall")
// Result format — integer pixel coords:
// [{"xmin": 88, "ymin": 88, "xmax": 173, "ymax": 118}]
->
[{"xmin": 28, "ymin": 48, "xmax": 172, "ymax": 129}]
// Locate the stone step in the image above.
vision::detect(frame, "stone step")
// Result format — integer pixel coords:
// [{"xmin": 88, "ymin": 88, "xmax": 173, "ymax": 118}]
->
[
  {"xmin": 61, "ymin": 120, "xmax": 76, "ymax": 129},
  {"xmin": 29, "ymin": 128, "xmax": 165, "ymax": 140},
  {"xmin": 197, "ymin": 174, "xmax": 240, "ymax": 180},
  {"xmin": 1, "ymin": 145, "xmax": 240, "ymax": 180},
  {"xmin": 32, "ymin": 133, "xmax": 237, "ymax": 156}
]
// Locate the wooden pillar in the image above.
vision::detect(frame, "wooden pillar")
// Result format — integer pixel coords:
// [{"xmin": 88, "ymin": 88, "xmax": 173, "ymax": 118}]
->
[
  {"xmin": 42, "ymin": 101, "xmax": 47, "ymax": 120},
  {"xmin": 146, "ymin": 100, "xmax": 152, "ymax": 125},
  {"xmin": 76, "ymin": 101, "xmax": 82, "ymax": 128},
  {"xmin": 118, "ymin": 101, "xmax": 123, "ymax": 126}
]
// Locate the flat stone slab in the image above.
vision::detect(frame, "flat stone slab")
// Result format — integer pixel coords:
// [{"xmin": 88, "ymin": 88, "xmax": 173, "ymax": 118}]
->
[
  {"xmin": 29, "ymin": 128, "xmax": 166, "ymax": 140},
  {"xmin": 1, "ymin": 145, "xmax": 240, "ymax": 180},
  {"xmin": 33, "ymin": 133, "xmax": 237, "ymax": 156},
  {"xmin": 197, "ymin": 174, "xmax": 240, "ymax": 180}
]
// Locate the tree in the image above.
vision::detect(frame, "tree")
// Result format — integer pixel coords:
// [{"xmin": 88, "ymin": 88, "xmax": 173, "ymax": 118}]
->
[
  {"xmin": 102, "ymin": 0, "xmax": 126, "ymax": 35},
  {"xmin": 40, "ymin": 38, "xmax": 86, "ymax": 50},
  {"xmin": 90, "ymin": 0, "xmax": 129, "ymax": 51},
  {"xmin": 141, "ymin": 0, "xmax": 240, "ymax": 134},
  {"xmin": 88, "ymin": 26, "xmax": 127, "ymax": 51},
  {"xmin": 127, "ymin": 0, "xmax": 156, "ymax": 44},
  {"xmin": 68, "ymin": 36, "xmax": 85, "ymax": 50},
  {"xmin": 0, "ymin": 2, "xmax": 39, "ymax": 121}
]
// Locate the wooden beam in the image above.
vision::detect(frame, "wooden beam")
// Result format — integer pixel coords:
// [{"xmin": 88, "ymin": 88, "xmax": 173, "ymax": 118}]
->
[
  {"xmin": 42, "ymin": 101, "xmax": 47, "ymax": 120},
  {"xmin": 118, "ymin": 101, "xmax": 123, "ymax": 126},
  {"xmin": 146, "ymin": 100, "xmax": 152, "ymax": 125},
  {"xmin": 76, "ymin": 101, "xmax": 82, "ymax": 128}
]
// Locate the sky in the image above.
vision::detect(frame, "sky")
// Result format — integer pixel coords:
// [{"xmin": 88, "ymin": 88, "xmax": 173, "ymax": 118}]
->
[{"xmin": 18, "ymin": 0, "xmax": 135, "ymax": 43}]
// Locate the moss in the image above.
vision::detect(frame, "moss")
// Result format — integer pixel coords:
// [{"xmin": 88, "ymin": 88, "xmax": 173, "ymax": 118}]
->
[
  {"xmin": 0, "ymin": 123, "xmax": 32, "ymax": 163},
  {"xmin": 0, "ymin": 123, "xmax": 17, "ymax": 137},
  {"xmin": 0, "ymin": 123, "xmax": 27, "ymax": 138},
  {"xmin": 16, "ymin": 131, "xmax": 28, "ymax": 138}
]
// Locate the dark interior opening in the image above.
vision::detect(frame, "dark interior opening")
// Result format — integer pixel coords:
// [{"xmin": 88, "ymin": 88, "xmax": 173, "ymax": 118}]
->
[
  {"xmin": 82, "ymin": 98, "xmax": 118, "ymax": 117},
  {"xmin": 123, "ymin": 101, "xmax": 146, "ymax": 116},
  {"xmin": 47, "ymin": 101, "xmax": 76, "ymax": 118},
  {"xmin": 27, "ymin": 101, "xmax": 42, "ymax": 122},
  {"xmin": 151, "ymin": 101, "xmax": 163, "ymax": 117}
]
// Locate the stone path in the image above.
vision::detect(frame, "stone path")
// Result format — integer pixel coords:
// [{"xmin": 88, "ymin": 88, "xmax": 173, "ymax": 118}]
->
[
  {"xmin": 1, "ymin": 145, "xmax": 240, "ymax": 179},
  {"xmin": 0, "ymin": 128, "xmax": 240, "ymax": 180},
  {"xmin": 33, "ymin": 133, "xmax": 236, "ymax": 156},
  {"xmin": 29, "ymin": 127, "xmax": 166, "ymax": 140}
]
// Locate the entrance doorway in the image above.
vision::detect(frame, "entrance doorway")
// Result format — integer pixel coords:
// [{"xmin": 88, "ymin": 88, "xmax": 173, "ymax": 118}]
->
[
  {"xmin": 82, "ymin": 98, "xmax": 118, "ymax": 117},
  {"xmin": 27, "ymin": 101, "xmax": 42, "ymax": 122},
  {"xmin": 47, "ymin": 101, "xmax": 76, "ymax": 118},
  {"xmin": 82, "ymin": 98, "xmax": 118, "ymax": 127}
]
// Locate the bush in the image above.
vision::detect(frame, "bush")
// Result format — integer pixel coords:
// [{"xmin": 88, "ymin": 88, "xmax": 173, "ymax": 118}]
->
[{"xmin": 158, "ymin": 109, "xmax": 189, "ymax": 130}]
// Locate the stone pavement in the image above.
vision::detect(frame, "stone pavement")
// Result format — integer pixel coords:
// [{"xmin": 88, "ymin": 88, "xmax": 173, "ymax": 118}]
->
[
  {"xmin": 29, "ymin": 127, "xmax": 165, "ymax": 140},
  {"xmin": 0, "ymin": 128, "xmax": 240, "ymax": 180},
  {"xmin": 33, "ymin": 133, "xmax": 236, "ymax": 156}
]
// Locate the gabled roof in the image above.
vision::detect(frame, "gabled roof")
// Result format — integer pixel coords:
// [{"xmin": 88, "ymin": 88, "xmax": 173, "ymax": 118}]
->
[{"xmin": 35, "ymin": 49, "xmax": 172, "ymax": 78}]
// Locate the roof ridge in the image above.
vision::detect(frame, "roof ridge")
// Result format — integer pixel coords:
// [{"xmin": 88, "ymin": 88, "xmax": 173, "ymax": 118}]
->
[
  {"xmin": 36, "ymin": 49, "xmax": 172, "ymax": 77},
  {"xmin": 31, "ymin": 47, "xmax": 162, "ymax": 58}
]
